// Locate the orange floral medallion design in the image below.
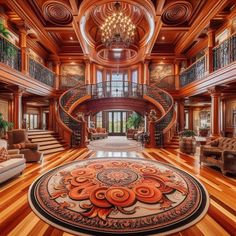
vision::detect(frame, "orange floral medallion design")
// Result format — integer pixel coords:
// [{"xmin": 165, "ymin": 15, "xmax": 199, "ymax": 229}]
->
[{"xmin": 29, "ymin": 158, "xmax": 209, "ymax": 235}]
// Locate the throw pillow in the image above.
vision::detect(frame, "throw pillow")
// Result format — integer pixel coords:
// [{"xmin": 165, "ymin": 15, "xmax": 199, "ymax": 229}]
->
[
  {"xmin": 13, "ymin": 142, "xmax": 26, "ymax": 149},
  {"xmin": 0, "ymin": 147, "xmax": 8, "ymax": 162}
]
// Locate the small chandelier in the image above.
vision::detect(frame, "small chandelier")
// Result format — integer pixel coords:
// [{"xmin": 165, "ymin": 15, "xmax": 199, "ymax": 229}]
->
[{"xmin": 100, "ymin": 1, "xmax": 136, "ymax": 48}]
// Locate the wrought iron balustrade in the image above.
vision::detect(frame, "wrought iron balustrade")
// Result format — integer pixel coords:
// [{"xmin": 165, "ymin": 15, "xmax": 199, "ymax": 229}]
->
[
  {"xmin": 91, "ymin": 81, "xmax": 145, "ymax": 99},
  {"xmin": 151, "ymin": 75, "xmax": 176, "ymax": 90},
  {"xmin": 146, "ymin": 86, "xmax": 175, "ymax": 147},
  {"xmin": 180, "ymin": 55, "xmax": 206, "ymax": 87},
  {"xmin": 0, "ymin": 35, "xmax": 21, "ymax": 71},
  {"xmin": 29, "ymin": 58, "xmax": 55, "ymax": 87},
  {"xmin": 213, "ymin": 34, "xmax": 236, "ymax": 71}
]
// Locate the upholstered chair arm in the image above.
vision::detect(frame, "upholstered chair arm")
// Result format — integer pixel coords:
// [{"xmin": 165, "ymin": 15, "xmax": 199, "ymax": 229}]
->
[
  {"xmin": 25, "ymin": 143, "xmax": 39, "ymax": 151},
  {"xmin": 8, "ymin": 153, "xmax": 24, "ymax": 159},
  {"xmin": 7, "ymin": 149, "xmax": 20, "ymax": 155}
]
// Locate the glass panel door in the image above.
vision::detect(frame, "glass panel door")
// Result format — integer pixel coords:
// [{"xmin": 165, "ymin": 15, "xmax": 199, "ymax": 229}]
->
[{"xmin": 108, "ymin": 111, "xmax": 127, "ymax": 135}]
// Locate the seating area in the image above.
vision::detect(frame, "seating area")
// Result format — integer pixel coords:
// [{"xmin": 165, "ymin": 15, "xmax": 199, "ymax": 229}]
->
[
  {"xmin": 87, "ymin": 127, "xmax": 108, "ymax": 140},
  {"xmin": 126, "ymin": 128, "xmax": 144, "ymax": 141},
  {"xmin": 200, "ymin": 137, "xmax": 236, "ymax": 175},
  {"xmin": 0, "ymin": 139, "xmax": 26, "ymax": 184},
  {"xmin": 8, "ymin": 129, "xmax": 43, "ymax": 162}
]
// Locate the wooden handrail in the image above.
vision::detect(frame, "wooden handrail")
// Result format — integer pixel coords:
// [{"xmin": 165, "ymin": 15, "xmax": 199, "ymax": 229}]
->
[
  {"xmin": 180, "ymin": 54, "xmax": 206, "ymax": 75},
  {"xmin": 213, "ymin": 32, "xmax": 236, "ymax": 50},
  {"xmin": 0, "ymin": 34, "xmax": 21, "ymax": 49},
  {"xmin": 29, "ymin": 57, "xmax": 55, "ymax": 74}
]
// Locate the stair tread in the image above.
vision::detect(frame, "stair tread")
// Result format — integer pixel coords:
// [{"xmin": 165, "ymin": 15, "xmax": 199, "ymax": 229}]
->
[
  {"xmin": 28, "ymin": 134, "xmax": 58, "ymax": 139},
  {"xmin": 39, "ymin": 143, "xmax": 67, "ymax": 151},
  {"xmin": 36, "ymin": 140, "xmax": 65, "ymax": 145},
  {"xmin": 43, "ymin": 147, "xmax": 67, "ymax": 155},
  {"xmin": 30, "ymin": 137, "xmax": 63, "ymax": 142}
]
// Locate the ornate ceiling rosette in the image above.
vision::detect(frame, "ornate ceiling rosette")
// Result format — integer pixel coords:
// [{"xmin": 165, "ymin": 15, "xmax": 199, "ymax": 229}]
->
[
  {"xmin": 42, "ymin": 1, "xmax": 73, "ymax": 25},
  {"xmin": 78, "ymin": 0, "xmax": 156, "ymax": 66},
  {"xmin": 91, "ymin": 2, "xmax": 144, "ymax": 26},
  {"xmin": 161, "ymin": 1, "xmax": 193, "ymax": 26}
]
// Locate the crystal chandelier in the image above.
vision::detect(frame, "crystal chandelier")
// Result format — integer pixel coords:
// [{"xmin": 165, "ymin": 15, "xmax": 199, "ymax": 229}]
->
[{"xmin": 100, "ymin": 1, "xmax": 136, "ymax": 48}]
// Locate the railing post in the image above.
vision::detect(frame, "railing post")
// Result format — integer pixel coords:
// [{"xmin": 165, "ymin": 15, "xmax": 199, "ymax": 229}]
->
[
  {"xmin": 19, "ymin": 26, "xmax": 29, "ymax": 74},
  {"xmin": 206, "ymin": 28, "xmax": 215, "ymax": 74}
]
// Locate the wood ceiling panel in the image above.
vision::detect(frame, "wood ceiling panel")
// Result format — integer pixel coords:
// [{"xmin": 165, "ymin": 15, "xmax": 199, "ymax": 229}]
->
[{"xmin": 156, "ymin": 30, "xmax": 185, "ymax": 45}]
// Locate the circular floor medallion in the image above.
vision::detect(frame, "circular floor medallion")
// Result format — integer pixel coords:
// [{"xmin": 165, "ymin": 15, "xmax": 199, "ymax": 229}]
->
[{"xmin": 28, "ymin": 158, "xmax": 209, "ymax": 235}]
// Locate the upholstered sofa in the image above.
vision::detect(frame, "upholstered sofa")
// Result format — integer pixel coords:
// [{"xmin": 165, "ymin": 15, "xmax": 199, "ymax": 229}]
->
[
  {"xmin": 0, "ymin": 139, "xmax": 26, "ymax": 184},
  {"xmin": 126, "ymin": 129, "xmax": 138, "ymax": 139},
  {"xmin": 8, "ymin": 129, "xmax": 43, "ymax": 162},
  {"xmin": 87, "ymin": 127, "xmax": 108, "ymax": 140},
  {"xmin": 200, "ymin": 137, "xmax": 236, "ymax": 175}
]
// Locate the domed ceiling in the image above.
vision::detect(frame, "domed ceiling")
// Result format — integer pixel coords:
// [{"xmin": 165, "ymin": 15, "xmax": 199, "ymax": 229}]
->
[{"xmin": 78, "ymin": 0, "xmax": 156, "ymax": 65}]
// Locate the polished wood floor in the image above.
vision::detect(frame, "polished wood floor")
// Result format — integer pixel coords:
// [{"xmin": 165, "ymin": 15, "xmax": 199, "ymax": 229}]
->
[{"xmin": 1, "ymin": 147, "xmax": 236, "ymax": 236}]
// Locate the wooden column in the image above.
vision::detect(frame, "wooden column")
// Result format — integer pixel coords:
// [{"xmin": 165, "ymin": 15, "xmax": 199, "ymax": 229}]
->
[
  {"xmin": 208, "ymin": 87, "xmax": 221, "ymax": 137},
  {"xmin": 177, "ymin": 99, "xmax": 185, "ymax": 131},
  {"xmin": 12, "ymin": 88, "xmax": 24, "ymax": 129},
  {"xmin": 143, "ymin": 60, "xmax": 150, "ymax": 85},
  {"xmin": 206, "ymin": 28, "xmax": 215, "ymax": 74},
  {"xmin": 53, "ymin": 61, "xmax": 60, "ymax": 89},
  {"xmin": 174, "ymin": 60, "xmax": 181, "ymax": 90},
  {"xmin": 48, "ymin": 99, "xmax": 54, "ymax": 131},
  {"xmin": 19, "ymin": 26, "xmax": 29, "ymax": 74}
]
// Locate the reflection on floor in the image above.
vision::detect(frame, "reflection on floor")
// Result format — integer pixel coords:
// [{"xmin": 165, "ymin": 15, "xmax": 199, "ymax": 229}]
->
[
  {"xmin": 88, "ymin": 136, "xmax": 143, "ymax": 152},
  {"xmin": 91, "ymin": 151, "xmax": 144, "ymax": 158}
]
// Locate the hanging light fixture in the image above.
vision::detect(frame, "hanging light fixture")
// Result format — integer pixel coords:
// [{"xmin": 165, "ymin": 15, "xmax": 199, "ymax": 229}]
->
[{"xmin": 100, "ymin": 1, "xmax": 136, "ymax": 48}]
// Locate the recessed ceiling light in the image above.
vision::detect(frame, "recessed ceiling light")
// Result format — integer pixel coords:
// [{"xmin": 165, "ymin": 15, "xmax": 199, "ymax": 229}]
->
[
  {"xmin": 69, "ymin": 57, "xmax": 71, "ymax": 59},
  {"xmin": 70, "ymin": 37, "xmax": 73, "ymax": 40},
  {"xmin": 163, "ymin": 57, "xmax": 166, "ymax": 59},
  {"xmin": 161, "ymin": 36, "xmax": 165, "ymax": 40},
  {"xmin": 112, "ymin": 48, "xmax": 123, "ymax": 52}
]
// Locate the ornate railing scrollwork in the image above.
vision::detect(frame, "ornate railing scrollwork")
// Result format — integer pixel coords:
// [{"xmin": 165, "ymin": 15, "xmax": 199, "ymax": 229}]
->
[
  {"xmin": 91, "ymin": 81, "xmax": 145, "ymax": 99},
  {"xmin": 146, "ymin": 86, "xmax": 175, "ymax": 147},
  {"xmin": 0, "ymin": 34, "xmax": 21, "ymax": 71},
  {"xmin": 180, "ymin": 55, "xmax": 206, "ymax": 87},
  {"xmin": 59, "ymin": 84, "xmax": 88, "ymax": 147},
  {"xmin": 29, "ymin": 58, "xmax": 55, "ymax": 87},
  {"xmin": 213, "ymin": 33, "xmax": 236, "ymax": 71}
]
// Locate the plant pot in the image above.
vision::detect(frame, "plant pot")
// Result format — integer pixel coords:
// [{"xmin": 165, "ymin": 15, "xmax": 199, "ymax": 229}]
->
[
  {"xmin": 179, "ymin": 137, "xmax": 196, "ymax": 154},
  {"xmin": 199, "ymin": 129, "xmax": 209, "ymax": 137}
]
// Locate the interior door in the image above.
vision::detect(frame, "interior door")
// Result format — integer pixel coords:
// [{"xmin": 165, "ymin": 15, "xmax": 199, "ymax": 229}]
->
[{"xmin": 108, "ymin": 111, "xmax": 127, "ymax": 135}]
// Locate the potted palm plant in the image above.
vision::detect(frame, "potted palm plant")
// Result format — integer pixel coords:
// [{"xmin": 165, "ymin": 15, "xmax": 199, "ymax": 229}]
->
[
  {"xmin": 179, "ymin": 130, "xmax": 197, "ymax": 154},
  {"xmin": 0, "ymin": 113, "xmax": 13, "ymax": 138}
]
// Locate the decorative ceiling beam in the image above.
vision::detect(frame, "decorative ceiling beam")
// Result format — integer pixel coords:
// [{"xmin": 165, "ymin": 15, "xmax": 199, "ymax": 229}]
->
[
  {"xmin": 44, "ymin": 26, "xmax": 73, "ymax": 31},
  {"xmin": 175, "ymin": 0, "xmax": 229, "ymax": 54},
  {"xmin": 146, "ymin": 0, "xmax": 166, "ymax": 54},
  {"xmin": 5, "ymin": 0, "xmax": 59, "ymax": 54},
  {"xmin": 68, "ymin": 0, "xmax": 79, "ymax": 15},
  {"xmin": 162, "ymin": 26, "xmax": 190, "ymax": 31}
]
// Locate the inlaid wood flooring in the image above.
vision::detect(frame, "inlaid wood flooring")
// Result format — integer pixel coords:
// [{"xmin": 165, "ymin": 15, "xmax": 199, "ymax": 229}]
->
[{"xmin": 1, "ymin": 147, "xmax": 236, "ymax": 236}]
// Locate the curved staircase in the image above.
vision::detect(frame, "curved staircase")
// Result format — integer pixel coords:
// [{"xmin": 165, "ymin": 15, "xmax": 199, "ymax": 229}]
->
[{"xmin": 56, "ymin": 82, "xmax": 176, "ymax": 148}]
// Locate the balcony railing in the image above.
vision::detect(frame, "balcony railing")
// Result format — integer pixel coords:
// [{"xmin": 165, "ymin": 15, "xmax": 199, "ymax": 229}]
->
[
  {"xmin": 213, "ymin": 33, "xmax": 236, "ymax": 71},
  {"xmin": 29, "ymin": 58, "xmax": 55, "ymax": 87},
  {"xmin": 180, "ymin": 55, "xmax": 207, "ymax": 88},
  {"xmin": 91, "ymin": 81, "xmax": 145, "ymax": 99},
  {"xmin": 0, "ymin": 34, "xmax": 21, "ymax": 71}
]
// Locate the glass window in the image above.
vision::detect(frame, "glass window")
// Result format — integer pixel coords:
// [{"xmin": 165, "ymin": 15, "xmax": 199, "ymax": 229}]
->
[
  {"xmin": 131, "ymin": 70, "xmax": 138, "ymax": 83},
  {"xmin": 96, "ymin": 112, "xmax": 103, "ymax": 128},
  {"xmin": 97, "ymin": 70, "xmax": 103, "ymax": 83}
]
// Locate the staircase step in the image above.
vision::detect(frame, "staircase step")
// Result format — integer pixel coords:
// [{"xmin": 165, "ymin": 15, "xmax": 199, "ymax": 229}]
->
[
  {"xmin": 28, "ymin": 134, "xmax": 59, "ymax": 139},
  {"xmin": 37, "ymin": 140, "xmax": 66, "ymax": 146},
  {"xmin": 30, "ymin": 137, "xmax": 63, "ymax": 142},
  {"xmin": 39, "ymin": 143, "xmax": 67, "ymax": 151},
  {"xmin": 27, "ymin": 131, "xmax": 55, "ymax": 135},
  {"xmin": 42, "ymin": 147, "xmax": 67, "ymax": 155}
]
